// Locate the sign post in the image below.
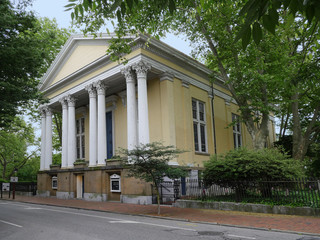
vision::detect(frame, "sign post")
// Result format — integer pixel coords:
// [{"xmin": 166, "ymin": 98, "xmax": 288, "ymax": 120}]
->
[{"xmin": 10, "ymin": 177, "xmax": 18, "ymax": 200}]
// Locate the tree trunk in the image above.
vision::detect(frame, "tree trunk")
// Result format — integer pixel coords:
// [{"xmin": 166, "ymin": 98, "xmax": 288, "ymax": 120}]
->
[
  {"xmin": 244, "ymin": 112, "xmax": 270, "ymax": 150},
  {"xmin": 154, "ymin": 182, "xmax": 161, "ymax": 215}
]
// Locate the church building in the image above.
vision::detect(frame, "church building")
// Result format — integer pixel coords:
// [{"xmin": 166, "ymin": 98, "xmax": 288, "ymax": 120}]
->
[{"xmin": 37, "ymin": 34, "xmax": 276, "ymax": 204}]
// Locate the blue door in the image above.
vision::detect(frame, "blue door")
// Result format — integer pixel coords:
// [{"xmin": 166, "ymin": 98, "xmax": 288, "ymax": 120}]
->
[
  {"xmin": 181, "ymin": 177, "xmax": 186, "ymax": 196},
  {"xmin": 106, "ymin": 111, "xmax": 113, "ymax": 159}
]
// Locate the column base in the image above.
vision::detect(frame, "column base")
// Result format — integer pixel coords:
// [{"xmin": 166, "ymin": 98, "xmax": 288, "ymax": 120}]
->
[{"xmin": 96, "ymin": 163, "xmax": 106, "ymax": 167}]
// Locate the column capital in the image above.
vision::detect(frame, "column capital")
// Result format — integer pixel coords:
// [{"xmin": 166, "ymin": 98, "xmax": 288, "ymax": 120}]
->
[
  {"xmin": 44, "ymin": 106, "xmax": 52, "ymax": 117},
  {"xmin": 94, "ymin": 80, "xmax": 107, "ymax": 95},
  {"xmin": 39, "ymin": 106, "xmax": 47, "ymax": 118},
  {"xmin": 85, "ymin": 83, "xmax": 97, "ymax": 98},
  {"xmin": 121, "ymin": 66, "xmax": 135, "ymax": 84},
  {"xmin": 59, "ymin": 97, "xmax": 68, "ymax": 109},
  {"xmin": 132, "ymin": 61, "xmax": 151, "ymax": 77},
  {"xmin": 67, "ymin": 95, "xmax": 76, "ymax": 107}
]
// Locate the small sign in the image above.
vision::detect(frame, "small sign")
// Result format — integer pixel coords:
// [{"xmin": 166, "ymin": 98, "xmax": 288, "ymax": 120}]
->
[
  {"xmin": 110, "ymin": 174, "xmax": 121, "ymax": 192},
  {"xmin": 2, "ymin": 183, "xmax": 10, "ymax": 191},
  {"xmin": 10, "ymin": 177, "xmax": 18, "ymax": 182}
]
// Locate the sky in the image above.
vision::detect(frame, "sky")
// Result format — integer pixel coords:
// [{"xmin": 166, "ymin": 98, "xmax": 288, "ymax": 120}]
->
[{"xmin": 29, "ymin": 0, "xmax": 193, "ymax": 56}]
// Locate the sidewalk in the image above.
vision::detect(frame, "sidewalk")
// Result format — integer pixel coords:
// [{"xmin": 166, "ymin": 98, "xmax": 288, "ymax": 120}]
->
[{"xmin": 2, "ymin": 195, "xmax": 320, "ymax": 236}]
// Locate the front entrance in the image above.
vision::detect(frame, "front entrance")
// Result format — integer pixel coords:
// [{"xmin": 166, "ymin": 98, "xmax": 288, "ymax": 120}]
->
[{"xmin": 76, "ymin": 175, "xmax": 84, "ymax": 199}]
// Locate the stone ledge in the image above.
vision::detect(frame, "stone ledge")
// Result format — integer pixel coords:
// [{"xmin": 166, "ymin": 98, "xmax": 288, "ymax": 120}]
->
[{"xmin": 174, "ymin": 199, "xmax": 320, "ymax": 217}]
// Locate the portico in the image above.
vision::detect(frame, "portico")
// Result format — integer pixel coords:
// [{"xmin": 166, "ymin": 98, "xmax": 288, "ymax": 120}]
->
[{"xmin": 39, "ymin": 60, "xmax": 152, "ymax": 171}]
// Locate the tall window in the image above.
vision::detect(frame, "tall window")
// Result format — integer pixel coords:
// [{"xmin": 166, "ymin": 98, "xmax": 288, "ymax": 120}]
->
[
  {"xmin": 76, "ymin": 117, "xmax": 85, "ymax": 159},
  {"xmin": 232, "ymin": 114, "xmax": 242, "ymax": 149},
  {"xmin": 192, "ymin": 99, "xmax": 207, "ymax": 153}
]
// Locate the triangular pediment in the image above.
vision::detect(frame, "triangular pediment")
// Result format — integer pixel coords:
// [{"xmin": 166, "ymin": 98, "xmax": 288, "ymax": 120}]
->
[{"xmin": 39, "ymin": 34, "xmax": 114, "ymax": 92}]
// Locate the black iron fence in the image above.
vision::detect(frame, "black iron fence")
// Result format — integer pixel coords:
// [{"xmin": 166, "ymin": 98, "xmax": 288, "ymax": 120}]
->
[
  {"xmin": 152, "ymin": 178, "xmax": 320, "ymax": 208},
  {"xmin": 0, "ymin": 182, "xmax": 37, "ymax": 198},
  {"xmin": 181, "ymin": 178, "xmax": 320, "ymax": 208}
]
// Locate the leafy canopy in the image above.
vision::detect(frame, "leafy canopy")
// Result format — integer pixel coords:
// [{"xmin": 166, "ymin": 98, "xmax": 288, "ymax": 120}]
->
[
  {"xmin": 203, "ymin": 148, "xmax": 304, "ymax": 186},
  {"xmin": 119, "ymin": 142, "xmax": 186, "ymax": 184},
  {"xmin": 0, "ymin": 117, "xmax": 36, "ymax": 180},
  {"xmin": 238, "ymin": 0, "xmax": 320, "ymax": 47},
  {"xmin": 0, "ymin": 0, "xmax": 72, "ymax": 128}
]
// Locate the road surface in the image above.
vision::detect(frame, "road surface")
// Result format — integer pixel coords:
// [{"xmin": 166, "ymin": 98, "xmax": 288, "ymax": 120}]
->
[{"xmin": 0, "ymin": 201, "xmax": 319, "ymax": 240}]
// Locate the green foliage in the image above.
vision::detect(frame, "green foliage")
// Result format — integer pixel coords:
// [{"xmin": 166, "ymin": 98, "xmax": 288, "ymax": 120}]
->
[
  {"xmin": 203, "ymin": 148, "xmax": 304, "ymax": 185},
  {"xmin": 0, "ymin": 0, "xmax": 73, "ymax": 128},
  {"xmin": 17, "ymin": 156, "xmax": 39, "ymax": 182},
  {"xmin": 0, "ymin": 117, "xmax": 37, "ymax": 180},
  {"xmin": 120, "ymin": 142, "xmax": 186, "ymax": 184},
  {"xmin": 238, "ymin": 0, "xmax": 320, "ymax": 48}
]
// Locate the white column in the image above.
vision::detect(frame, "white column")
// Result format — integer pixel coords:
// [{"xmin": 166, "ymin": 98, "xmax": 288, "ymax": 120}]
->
[
  {"xmin": 45, "ymin": 106, "xmax": 52, "ymax": 170},
  {"xmin": 59, "ymin": 97, "xmax": 68, "ymax": 169},
  {"xmin": 121, "ymin": 67, "xmax": 137, "ymax": 150},
  {"xmin": 133, "ymin": 61, "xmax": 151, "ymax": 145},
  {"xmin": 85, "ymin": 84, "xmax": 97, "ymax": 167},
  {"xmin": 40, "ymin": 108, "xmax": 46, "ymax": 171},
  {"xmin": 67, "ymin": 95, "xmax": 76, "ymax": 168},
  {"xmin": 95, "ymin": 80, "xmax": 107, "ymax": 166}
]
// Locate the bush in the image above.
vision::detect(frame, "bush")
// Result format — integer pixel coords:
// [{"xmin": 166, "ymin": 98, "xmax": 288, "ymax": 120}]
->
[
  {"xmin": 204, "ymin": 148, "xmax": 304, "ymax": 184},
  {"xmin": 203, "ymin": 148, "xmax": 304, "ymax": 200}
]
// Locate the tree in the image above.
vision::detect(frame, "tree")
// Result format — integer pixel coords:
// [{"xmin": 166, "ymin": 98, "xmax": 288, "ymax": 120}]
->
[
  {"xmin": 238, "ymin": 0, "xmax": 320, "ymax": 47},
  {"xmin": 0, "ymin": 0, "xmax": 72, "ymax": 128},
  {"xmin": 0, "ymin": 117, "xmax": 37, "ymax": 181},
  {"xmin": 274, "ymin": 15, "xmax": 320, "ymax": 161},
  {"xmin": 119, "ymin": 142, "xmax": 186, "ymax": 215},
  {"xmin": 203, "ymin": 147, "xmax": 304, "ymax": 199}
]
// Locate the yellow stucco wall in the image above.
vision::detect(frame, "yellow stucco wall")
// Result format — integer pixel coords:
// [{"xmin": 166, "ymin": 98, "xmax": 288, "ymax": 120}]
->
[{"xmin": 51, "ymin": 45, "xmax": 108, "ymax": 86}]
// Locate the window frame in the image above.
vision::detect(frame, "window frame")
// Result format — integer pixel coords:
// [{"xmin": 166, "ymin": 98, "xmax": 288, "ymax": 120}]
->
[
  {"xmin": 232, "ymin": 113, "xmax": 242, "ymax": 149},
  {"xmin": 76, "ymin": 117, "xmax": 85, "ymax": 160},
  {"xmin": 52, "ymin": 176, "xmax": 57, "ymax": 190},
  {"xmin": 192, "ymin": 99, "xmax": 208, "ymax": 153}
]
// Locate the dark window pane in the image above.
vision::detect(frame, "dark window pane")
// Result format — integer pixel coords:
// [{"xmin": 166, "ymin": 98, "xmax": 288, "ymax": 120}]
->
[
  {"xmin": 76, "ymin": 120, "xmax": 80, "ymax": 134},
  {"xmin": 111, "ymin": 180, "xmax": 119, "ymax": 191},
  {"xmin": 238, "ymin": 135, "xmax": 241, "ymax": 147},
  {"xmin": 200, "ymin": 124, "xmax": 206, "ymax": 152},
  {"xmin": 233, "ymin": 133, "xmax": 237, "ymax": 149},
  {"xmin": 192, "ymin": 100, "xmax": 197, "ymax": 119},
  {"xmin": 199, "ymin": 103, "xmax": 204, "ymax": 121},
  {"xmin": 81, "ymin": 118, "xmax": 85, "ymax": 133},
  {"xmin": 193, "ymin": 123, "xmax": 199, "ymax": 151},
  {"xmin": 81, "ymin": 135, "xmax": 85, "ymax": 158}
]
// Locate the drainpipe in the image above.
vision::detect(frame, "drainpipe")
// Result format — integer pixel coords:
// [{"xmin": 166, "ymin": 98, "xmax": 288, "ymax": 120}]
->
[{"xmin": 211, "ymin": 82, "xmax": 217, "ymax": 155}]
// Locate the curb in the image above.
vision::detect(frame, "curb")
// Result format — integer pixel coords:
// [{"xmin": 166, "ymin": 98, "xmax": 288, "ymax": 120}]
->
[{"xmin": 2, "ymin": 198, "xmax": 320, "ymax": 237}]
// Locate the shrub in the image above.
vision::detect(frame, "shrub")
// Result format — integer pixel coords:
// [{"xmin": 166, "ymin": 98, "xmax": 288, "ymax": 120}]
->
[
  {"xmin": 204, "ymin": 148, "xmax": 304, "ymax": 184},
  {"xmin": 203, "ymin": 148, "xmax": 304, "ymax": 200}
]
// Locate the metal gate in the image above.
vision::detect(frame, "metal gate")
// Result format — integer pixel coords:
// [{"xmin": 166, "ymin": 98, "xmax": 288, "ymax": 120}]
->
[{"xmin": 152, "ymin": 180, "xmax": 181, "ymax": 205}]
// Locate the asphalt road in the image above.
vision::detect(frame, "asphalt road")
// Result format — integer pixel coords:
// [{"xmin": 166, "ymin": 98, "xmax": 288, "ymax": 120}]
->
[{"xmin": 0, "ymin": 201, "xmax": 319, "ymax": 240}]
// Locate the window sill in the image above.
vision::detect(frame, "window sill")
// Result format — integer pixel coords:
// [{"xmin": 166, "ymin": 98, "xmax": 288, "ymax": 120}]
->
[{"xmin": 195, "ymin": 152, "xmax": 210, "ymax": 156}]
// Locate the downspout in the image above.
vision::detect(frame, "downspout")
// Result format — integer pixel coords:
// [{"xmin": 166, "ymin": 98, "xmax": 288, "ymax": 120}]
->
[{"xmin": 211, "ymin": 82, "xmax": 217, "ymax": 154}]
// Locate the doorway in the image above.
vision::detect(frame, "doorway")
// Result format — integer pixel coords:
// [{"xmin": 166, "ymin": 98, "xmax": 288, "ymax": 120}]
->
[{"xmin": 76, "ymin": 175, "xmax": 84, "ymax": 199}]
